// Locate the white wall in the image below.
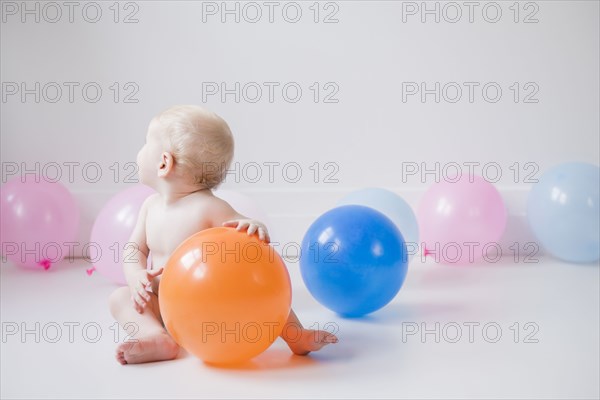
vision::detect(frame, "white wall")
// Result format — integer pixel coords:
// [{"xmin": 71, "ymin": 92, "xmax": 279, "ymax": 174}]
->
[{"xmin": 2, "ymin": 1, "xmax": 599, "ymax": 258}]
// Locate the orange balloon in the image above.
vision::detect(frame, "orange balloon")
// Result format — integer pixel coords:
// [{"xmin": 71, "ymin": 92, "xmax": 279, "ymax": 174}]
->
[{"xmin": 159, "ymin": 227, "xmax": 292, "ymax": 365}]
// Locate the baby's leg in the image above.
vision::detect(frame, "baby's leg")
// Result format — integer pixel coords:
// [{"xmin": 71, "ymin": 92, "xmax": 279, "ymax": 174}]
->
[
  {"xmin": 279, "ymin": 308, "xmax": 338, "ymax": 355},
  {"xmin": 108, "ymin": 287, "xmax": 179, "ymax": 365}
]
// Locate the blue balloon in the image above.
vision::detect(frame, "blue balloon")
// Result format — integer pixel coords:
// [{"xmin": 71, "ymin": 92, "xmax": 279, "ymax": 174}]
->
[
  {"xmin": 300, "ymin": 205, "xmax": 408, "ymax": 317},
  {"xmin": 337, "ymin": 187, "xmax": 419, "ymax": 259},
  {"xmin": 527, "ymin": 162, "xmax": 599, "ymax": 263}
]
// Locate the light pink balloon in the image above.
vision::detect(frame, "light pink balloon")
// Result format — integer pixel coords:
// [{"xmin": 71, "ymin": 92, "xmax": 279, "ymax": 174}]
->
[
  {"xmin": 417, "ymin": 174, "xmax": 507, "ymax": 265},
  {"xmin": 90, "ymin": 185, "xmax": 155, "ymax": 285},
  {"xmin": 1, "ymin": 176, "xmax": 79, "ymax": 269}
]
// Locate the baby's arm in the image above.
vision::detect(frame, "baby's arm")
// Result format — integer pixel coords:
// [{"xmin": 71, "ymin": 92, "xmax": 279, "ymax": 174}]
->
[
  {"xmin": 210, "ymin": 196, "xmax": 270, "ymax": 243},
  {"xmin": 124, "ymin": 195, "xmax": 163, "ymax": 313}
]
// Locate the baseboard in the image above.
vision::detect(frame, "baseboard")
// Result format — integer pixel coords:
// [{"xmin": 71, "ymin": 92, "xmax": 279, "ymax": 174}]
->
[{"xmin": 66, "ymin": 186, "xmax": 541, "ymax": 261}]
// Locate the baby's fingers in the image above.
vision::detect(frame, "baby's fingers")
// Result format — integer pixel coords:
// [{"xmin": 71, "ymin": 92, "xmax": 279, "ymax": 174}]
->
[
  {"xmin": 131, "ymin": 293, "xmax": 145, "ymax": 313},
  {"xmin": 137, "ymin": 286, "xmax": 151, "ymax": 302},
  {"xmin": 138, "ymin": 278, "xmax": 151, "ymax": 292},
  {"xmin": 235, "ymin": 221, "xmax": 250, "ymax": 231},
  {"xmin": 257, "ymin": 228, "xmax": 268, "ymax": 243},
  {"xmin": 222, "ymin": 220, "xmax": 239, "ymax": 227},
  {"xmin": 247, "ymin": 224, "xmax": 258, "ymax": 235}
]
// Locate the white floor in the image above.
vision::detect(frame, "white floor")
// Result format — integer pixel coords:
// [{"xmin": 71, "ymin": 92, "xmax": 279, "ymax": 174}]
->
[{"xmin": 1, "ymin": 254, "xmax": 599, "ymax": 399}]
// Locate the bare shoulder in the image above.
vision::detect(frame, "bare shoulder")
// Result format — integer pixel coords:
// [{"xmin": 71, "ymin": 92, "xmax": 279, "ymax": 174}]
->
[
  {"xmin": 204, "ymin": 192, "xmax": 238, "ymax": 226},
  {"xmin": 178, "ymin": 190, "xmax": 232, "ymax": 216},
  {"xmin": 206, "ymin": 193, "xmax": 232, "ymax": 209},
  {"xmin": 145, "ymin": 193, "xmax": 161, "ymax": 205},
  {"xmin": 142, "ymin": 193, "xmax": 161, "ymax": 211}
]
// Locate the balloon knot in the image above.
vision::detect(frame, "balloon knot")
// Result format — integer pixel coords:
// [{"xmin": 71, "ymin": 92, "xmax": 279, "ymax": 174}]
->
[
  {"xmin": 39, "ymin": 259, "xmax": 51, "ymax": 270},
  {"xmin": 86, "ymin": 266, "xmax": 96, "ymax": 276}
]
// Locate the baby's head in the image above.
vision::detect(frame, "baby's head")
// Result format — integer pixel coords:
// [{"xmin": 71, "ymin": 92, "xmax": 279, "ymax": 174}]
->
[{"xmin": 137, "ymin": 105, "xmax": 234, "ymax": 190}]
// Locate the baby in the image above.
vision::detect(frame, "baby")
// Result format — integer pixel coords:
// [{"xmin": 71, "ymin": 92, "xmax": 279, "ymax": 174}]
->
[{"xmin": 108, "ymin": 105, "xmax": 338, "ymax": 365}]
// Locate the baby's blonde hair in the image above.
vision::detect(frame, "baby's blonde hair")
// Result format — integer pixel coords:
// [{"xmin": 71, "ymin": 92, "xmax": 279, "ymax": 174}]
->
[{"xmin": 156, "ymin": 105, "xmax": 234, "ymax": 189}]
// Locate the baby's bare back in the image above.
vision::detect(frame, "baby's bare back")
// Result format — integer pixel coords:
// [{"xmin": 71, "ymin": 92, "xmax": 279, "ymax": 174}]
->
[{"xmin": 144, "ymin": 192, "xmax": 218, "ymax": 292}]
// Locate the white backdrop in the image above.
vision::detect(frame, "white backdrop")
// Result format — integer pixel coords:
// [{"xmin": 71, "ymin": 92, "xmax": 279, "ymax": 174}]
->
[{"xmin": 2, "ymin": 0, "xmax": 599, "ymax": 255}]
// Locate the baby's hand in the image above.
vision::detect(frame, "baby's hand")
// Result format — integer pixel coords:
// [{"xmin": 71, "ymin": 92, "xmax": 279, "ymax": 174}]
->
[
  {"xmin": 223, "ymin": 219, "xmax": 270, "ymax": 243},
  {"xmin": 127, "ymin": 267, "xmax": 164, "ymax": 314}
]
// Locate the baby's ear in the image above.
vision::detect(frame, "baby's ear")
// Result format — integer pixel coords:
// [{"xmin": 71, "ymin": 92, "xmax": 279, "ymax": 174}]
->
[{"xmin": 157, "ymin": 152, "xmax": 175, "ymax": 177}]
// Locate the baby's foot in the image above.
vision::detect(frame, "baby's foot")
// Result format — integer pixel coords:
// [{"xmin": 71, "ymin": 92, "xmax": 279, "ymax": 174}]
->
[
  {"xmin": 286, "ymin": 329, "xmax": 338, "ymax": 356},
  {"xmin": 115, "ymin": 331, "xmax": 179, "ymax": 365}
]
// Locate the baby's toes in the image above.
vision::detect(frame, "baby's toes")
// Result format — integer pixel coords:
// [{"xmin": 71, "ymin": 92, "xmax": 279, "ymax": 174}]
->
[
  {"xmin": 116, "ymin": 349, "xmax": 127, "ymax": 365},
  {"xmin": 325, "ymin": 333, "xmax": 339, "ymax": 343},
  {"xmin": 316, "ymin": 330, "xmax": 338, "ymax": 344}
]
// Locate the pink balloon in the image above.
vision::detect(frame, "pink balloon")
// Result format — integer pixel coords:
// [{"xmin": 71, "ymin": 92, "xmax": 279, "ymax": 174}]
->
[
  {"xmin": 417, "ymin": 174, "xmax": 507, "ymax": 265},
  {"xmin": 90, "ymin": 185, "xmax": 155, "ymax": 285},
  {"xmin": 1, "ymin": 177, "xmax": 79, "ymax": 269}
]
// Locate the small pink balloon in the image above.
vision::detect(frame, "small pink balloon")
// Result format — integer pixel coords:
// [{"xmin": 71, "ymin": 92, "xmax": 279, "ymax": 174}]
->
[
  {"xmin": 1, "ymin": 176, "xmax": 79, "ymax": 269},
  {"xmin": 90, "ymin": 185, "xmax": 155, "ymax": 285},
  {"xmin": 417, "ymin": 174, "xmax": 507, "ymax": 265}
]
